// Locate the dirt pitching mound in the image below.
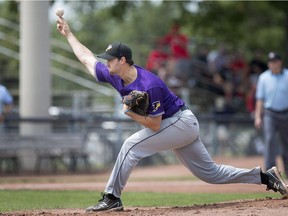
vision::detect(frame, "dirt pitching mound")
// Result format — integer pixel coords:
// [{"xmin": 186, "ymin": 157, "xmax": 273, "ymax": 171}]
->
[{"xmin": 4, "ymin": 198, "xmax": 288, "ymax": 216}]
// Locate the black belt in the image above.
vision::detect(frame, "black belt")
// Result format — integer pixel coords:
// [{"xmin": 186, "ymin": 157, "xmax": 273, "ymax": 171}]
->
[
  {"xmin": 180, "ymin": 105, "xmax": 190, "ymax": 111},
  {"xmin": 266, "ymin": 108, "xmax": 288, "ymax": 114}
]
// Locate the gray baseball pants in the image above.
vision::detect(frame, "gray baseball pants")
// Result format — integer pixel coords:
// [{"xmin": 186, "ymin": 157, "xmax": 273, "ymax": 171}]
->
[
  {"xmin": 263, "ymin": 109, "xmax": 288, "ymax": 174},
  {"xmin": 105, "ymin": 109, "xmax": 261, "ymax": 198}
]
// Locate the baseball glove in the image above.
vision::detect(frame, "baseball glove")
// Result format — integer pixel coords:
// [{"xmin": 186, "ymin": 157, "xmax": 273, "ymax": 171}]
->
[{"xmin": 123, "ymin": 90, "xmax": 149, "ymax": 116}]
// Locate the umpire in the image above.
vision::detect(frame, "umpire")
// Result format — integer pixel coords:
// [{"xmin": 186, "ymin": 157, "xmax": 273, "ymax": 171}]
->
[{"xmin": 255, "ymin": 52, "xmax": 288, "ymax": 176}]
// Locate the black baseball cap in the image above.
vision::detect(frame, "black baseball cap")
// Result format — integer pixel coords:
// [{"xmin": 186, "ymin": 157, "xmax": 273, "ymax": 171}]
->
[
  {"xmin": 97, "ymin": 42, "xmax": 132, "ymax": 60},
  {"xmin": 268, "ymin": 52, "xmax": 282, "ymax": 61}
]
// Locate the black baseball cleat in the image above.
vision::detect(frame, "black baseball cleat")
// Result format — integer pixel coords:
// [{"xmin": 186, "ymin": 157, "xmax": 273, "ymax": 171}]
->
[
  {"xmin": 86, "ymin": 193, "xmax": 123, "ymax": 212},
  {"xmin": 265, "ymin": 166, "xmax": 288, "ymax": 196}
]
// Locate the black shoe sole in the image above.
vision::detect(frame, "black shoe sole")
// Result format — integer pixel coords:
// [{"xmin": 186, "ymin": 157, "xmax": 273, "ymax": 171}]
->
[{"xmin": 271, "ymin": 167, "xmax": 288, "ymax": 195}]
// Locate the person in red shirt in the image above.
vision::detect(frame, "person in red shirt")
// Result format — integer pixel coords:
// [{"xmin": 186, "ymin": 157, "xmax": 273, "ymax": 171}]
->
[
  {"xmin": 159, "ymin": 24, "xmax": 189, "ymax": 59},
  {"xmin": 146, "ymin": 42, "xmax": 168, "ymax": 74}
]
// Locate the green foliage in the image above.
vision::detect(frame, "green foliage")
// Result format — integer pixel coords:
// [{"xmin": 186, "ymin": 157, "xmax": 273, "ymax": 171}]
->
[
  {"xmin": 61, "ymin": 0, "xmax": 288, "ymax": 65},
  {"xmin": 186, "ymin": 1, "xmax": 286, "ymax": 55},
  {"xmin": 0, "ymin": 190, "xmax": 279, "ymax": 212}
]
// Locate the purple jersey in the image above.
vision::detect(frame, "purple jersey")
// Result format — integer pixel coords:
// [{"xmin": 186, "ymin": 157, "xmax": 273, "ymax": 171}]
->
[{"xmin": 95, "ymin": 62, "xmax": 184, "ymax": 119}]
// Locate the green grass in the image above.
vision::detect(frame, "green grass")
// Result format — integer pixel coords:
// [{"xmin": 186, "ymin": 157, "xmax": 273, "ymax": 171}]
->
[{"xmin": 0, "ymin": 190, "xmax": 280, "ymax": 212}]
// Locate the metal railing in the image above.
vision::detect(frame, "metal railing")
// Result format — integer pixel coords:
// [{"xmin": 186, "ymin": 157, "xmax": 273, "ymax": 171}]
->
[
  {"xmin": 0, "ymin": 17, "xmax": 115, "ymax": 97},
  {"xmin": 2, "ymin": 113, "xmax": 257, "ymax": 152}
]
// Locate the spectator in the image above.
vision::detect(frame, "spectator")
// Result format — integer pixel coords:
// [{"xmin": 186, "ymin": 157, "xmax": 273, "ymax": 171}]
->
[
  {"xmin": 158, "ymin": 23, "xmax": 190, "ymax": 90},
  {"xmin": 146, "ymin": 41, "xmax": 168, "ymax": 74},
  {"xmin": 230, "ymin": 51, "xmax": 247, "ymax": 75},
  {"xmin": 212, "ymin": 56, "xmax": 234, "ymax": 102},
  {"xmin": 229, "ymin": 51, "xmax": 248, "ymax": 111},
  {"xmin": 195, "ymin": 46, "xmax": 209, "ymax": 63},
  {"xmin": 0, "ymin": 84, "xmax": 13, "ymax": 132},
  {"xmin": 246, "ymin": 55, "xmax": 267, "ymax": 114},
  {"xmin": 213, "ymin": 46, "xmax": 229, "ymax": 73},
  {"xmin": 213, "ymin": 96, "xmax": 235, "ymax": 115},
  {"xmin": 159, "ymin": 23, "xmax": 190, "ymax": 60},
  {"xmin": 255, "ymin": 52, "xmax": 288, "ymax": 176},
  {"xmin": 145, "ymin": 40, "xmax": 182, "ymax": 95},
  {"xmin": 207, "ymin": 48, "xmax": 219, "ymax": 73},
  {"xmin": 248, "ymin": 49, "xmax": 268, "ymax": 79}
]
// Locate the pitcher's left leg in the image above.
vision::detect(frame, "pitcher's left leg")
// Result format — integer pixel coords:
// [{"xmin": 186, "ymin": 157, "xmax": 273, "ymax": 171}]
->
[{"xmin": 173, "ymin": 137, "xmax": 261, "ymax": 184}]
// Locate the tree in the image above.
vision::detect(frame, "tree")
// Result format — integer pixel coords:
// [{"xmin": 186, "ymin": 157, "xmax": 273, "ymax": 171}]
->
[
  {"xmin": 179, "ymin": 1, "xmax": 285, "ymax": 59},
  {"xmin": 267, "ymin": 1, "xmax": 288, "ymax": 61}
]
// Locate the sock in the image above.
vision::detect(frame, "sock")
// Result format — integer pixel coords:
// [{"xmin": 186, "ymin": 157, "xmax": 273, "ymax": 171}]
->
[
  {"xmin": 107, "ymin": 193, "xmax": 118, "ymax": 200},
  {"xmin": 260, "ymin": 172, "xmax": 269, "ymax": 185}
]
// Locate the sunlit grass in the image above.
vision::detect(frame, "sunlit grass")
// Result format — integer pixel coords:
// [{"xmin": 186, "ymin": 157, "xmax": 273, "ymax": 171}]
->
[{"xmin": 0, "ymin": 190, "xmax": 279, "ymax": 212}]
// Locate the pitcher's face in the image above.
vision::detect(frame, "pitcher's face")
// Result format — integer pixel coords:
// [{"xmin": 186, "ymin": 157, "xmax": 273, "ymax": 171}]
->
[{"xmin": 107, "ymin": 58, "xmax": 121, "ymax": 75}]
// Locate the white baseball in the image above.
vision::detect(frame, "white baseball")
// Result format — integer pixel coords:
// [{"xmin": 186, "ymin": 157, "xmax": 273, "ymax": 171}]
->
[{"xmin": 55, "ymin": 8, "xmax": 64, "ymax": 17}]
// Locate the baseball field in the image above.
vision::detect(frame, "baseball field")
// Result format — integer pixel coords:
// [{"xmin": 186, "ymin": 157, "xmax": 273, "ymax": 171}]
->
[{"xmin": 0, "ymin": 156, "xmax": 287, "ymax": 216}]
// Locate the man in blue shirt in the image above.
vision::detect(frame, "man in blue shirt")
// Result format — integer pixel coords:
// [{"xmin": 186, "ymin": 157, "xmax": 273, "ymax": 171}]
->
[
  {"xmin": 255, "ymin": 52, "xmax": 288, "ymax": 177},
  {"xmin": 0, "ymin": 84, "xmax": 13, "ymax": 132}
]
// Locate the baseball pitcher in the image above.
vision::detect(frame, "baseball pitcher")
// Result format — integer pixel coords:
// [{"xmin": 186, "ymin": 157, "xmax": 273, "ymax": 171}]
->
[{"xmin": 56, "ymin": 17, "xmax": 288, "ymax": 212}]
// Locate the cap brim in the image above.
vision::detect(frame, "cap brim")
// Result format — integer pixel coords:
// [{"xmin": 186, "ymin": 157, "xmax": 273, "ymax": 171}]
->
[{"xmin": 97, "ymin": 53, "xmax": 115, "ymax": 60}]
